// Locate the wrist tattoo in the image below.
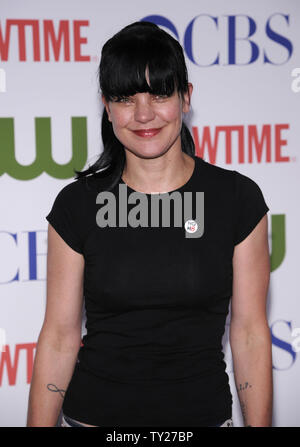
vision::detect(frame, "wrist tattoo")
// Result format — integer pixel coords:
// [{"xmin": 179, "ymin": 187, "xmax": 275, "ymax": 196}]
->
[{"xmin": 47, "ymin": 383, "xmax": 65, "ymax": 399}]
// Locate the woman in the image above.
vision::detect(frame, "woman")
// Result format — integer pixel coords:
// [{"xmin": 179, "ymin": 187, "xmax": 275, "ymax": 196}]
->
[{"xmin": 26, "ymin": 21, "xmax": 272, "ymax": 427}]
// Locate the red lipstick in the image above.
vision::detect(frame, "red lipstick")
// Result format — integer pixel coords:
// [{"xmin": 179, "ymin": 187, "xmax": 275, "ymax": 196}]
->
[{"xmin": 132, "ymin": 128, "xmax": 162, "ymax": 138}]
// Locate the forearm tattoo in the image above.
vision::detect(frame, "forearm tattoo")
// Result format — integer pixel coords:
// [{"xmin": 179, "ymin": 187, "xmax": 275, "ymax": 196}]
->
[
  {"xmin": 47, "ymin": 383, "xmax": 65, "ymax": 399},
  {"xmin": 238, "ymin": 381, "xmax": 252, "ymax": 392}
]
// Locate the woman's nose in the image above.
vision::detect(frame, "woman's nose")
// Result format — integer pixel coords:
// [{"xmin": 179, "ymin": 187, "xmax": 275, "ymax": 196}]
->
[{"xmin": 134, "ymin": 97, "xmax": 156, "ymax": 123}]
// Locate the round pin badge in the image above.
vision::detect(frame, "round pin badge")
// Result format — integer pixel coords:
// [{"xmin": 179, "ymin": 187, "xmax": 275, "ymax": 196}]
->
[{"xmin": 184, "ymin": 219, "xmax": 198, "ymax": 233}]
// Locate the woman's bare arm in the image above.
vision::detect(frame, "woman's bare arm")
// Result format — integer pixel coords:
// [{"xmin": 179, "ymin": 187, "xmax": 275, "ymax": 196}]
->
[
  {"xmin": 26, "ymin": 223, "xmax": 85, "ymax": 426},
  {"xmin": 230, "ymin": 214, "xmax": 273, "ymax": 427}
]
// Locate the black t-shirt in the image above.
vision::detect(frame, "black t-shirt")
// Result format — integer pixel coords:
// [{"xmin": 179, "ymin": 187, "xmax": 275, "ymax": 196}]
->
[{"xmin": 45, "ymin": 154, "xmax": 269, "ymax": 426}]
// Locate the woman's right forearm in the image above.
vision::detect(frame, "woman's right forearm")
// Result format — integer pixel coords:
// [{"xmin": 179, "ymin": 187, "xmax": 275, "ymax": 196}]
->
[{"xmin": 26, "ymin": 328, "xmax": 81, "ymax": 427}]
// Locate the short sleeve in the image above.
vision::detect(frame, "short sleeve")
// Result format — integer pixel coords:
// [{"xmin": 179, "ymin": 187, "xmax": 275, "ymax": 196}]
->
[
  {"xmin": 233, "ymin": 170, "xmax": 270, "ymax": 246},
  {"xmin": 46, "ymin": 183, "xmax": 84, "ymax": 254}
]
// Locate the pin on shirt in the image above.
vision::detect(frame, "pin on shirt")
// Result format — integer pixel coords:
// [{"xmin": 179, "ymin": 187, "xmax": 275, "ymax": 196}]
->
[{"xmin": 185, "ymin": 219, "xmax": 198, "ymax": 234}]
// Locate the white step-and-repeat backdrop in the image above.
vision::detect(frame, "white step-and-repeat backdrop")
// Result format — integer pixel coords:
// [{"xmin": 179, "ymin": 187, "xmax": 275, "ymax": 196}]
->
[{"xmin": 0, "ymin": 0, "xmax": 299, "ymax": 427}]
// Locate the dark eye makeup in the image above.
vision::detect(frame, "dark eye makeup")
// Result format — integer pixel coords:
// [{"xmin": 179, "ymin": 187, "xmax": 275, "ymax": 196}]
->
[{"xmin": 111, "ymin": 93, "xmax": 171, "ymax": 103}]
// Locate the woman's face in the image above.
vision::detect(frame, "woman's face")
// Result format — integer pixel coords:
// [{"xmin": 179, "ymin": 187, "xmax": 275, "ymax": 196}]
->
[{"xmin": 102, "ymin": 81, "xmax": 193, "ymax": 159}]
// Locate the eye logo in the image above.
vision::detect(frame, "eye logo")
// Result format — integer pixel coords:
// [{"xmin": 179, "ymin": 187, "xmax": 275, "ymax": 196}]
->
[
  {"xmin": 141, "ymin": 13, "xmax": 293, "ymax": 66},
  {"xmin": 185, "ymin": 219, "xmax": 198, "ymax": 233}
]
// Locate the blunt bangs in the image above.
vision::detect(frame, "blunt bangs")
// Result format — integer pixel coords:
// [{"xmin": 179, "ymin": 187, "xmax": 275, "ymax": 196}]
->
[{"xmin": 99, "ymin": 22, "xmax": 188, "ymax": 101}]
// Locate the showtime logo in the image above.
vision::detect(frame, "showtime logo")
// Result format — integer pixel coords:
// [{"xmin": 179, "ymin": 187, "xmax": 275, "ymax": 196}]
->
[{"xmin": 0, "ymin": 20, "xmax": 90, "ymax": 62}]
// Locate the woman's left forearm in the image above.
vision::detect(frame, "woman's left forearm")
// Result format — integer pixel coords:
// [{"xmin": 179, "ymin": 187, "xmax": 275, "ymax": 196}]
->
[{"xmin": 230, "ymin": 324, "xmax": 273, "ymax": 427}]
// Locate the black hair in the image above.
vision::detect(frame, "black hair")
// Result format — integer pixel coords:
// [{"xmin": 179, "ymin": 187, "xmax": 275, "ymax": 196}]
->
[{"xmin": 74, "ymin": 21, "xmax": 195, "ymax": 190}]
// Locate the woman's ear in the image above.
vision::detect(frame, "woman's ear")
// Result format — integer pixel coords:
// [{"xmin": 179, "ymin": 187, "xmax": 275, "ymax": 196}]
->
[
  {"xmin": 182, "ymin": 83, "xmax": 193, "ymax": 114},
  {"xmin": 102, "ymin": 95, "xmax": 112, "ymax": 122}
]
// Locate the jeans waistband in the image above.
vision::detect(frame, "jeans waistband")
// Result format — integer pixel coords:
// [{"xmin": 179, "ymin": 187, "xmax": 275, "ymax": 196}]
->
[
  {"xmin": 61, "ymin": 413, "xmax": 233, "ymax": 427},
  {"xmin": 61, "ymin": 414, "xmax": 91, "ymax": 427}
]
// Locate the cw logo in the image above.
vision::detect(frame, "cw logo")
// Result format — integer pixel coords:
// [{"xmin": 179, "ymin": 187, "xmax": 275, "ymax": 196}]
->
[
  {"xmin": 0, "ymin": 117, "xmax": 87, "ymax": 179},
  {"xmin": 270, "ymin": 214, "xmax": 285, "ymax": 271}
]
